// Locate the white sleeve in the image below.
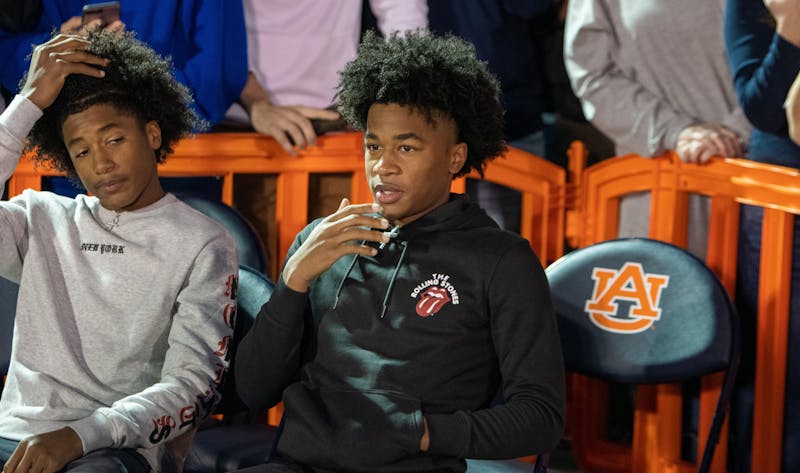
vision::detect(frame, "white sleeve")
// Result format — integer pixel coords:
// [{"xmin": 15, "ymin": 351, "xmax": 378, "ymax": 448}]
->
[
  {"xmin": 0, "ymin": 95, "xmax": 41, "ymax": 282},
  {"xmin": 368, "ymin": 0, "xmax": 428, "ymax": 35},
  {"xmin": 0, "ymin": 95, "xmax": 42, "ymax": 189},
  {"xmin": 563, "ymin": 0, "xmax": 695, "ymax": 156},
  {"xmin": 68, "ymin": 234, "xmax": 238, "ymax": 451}
]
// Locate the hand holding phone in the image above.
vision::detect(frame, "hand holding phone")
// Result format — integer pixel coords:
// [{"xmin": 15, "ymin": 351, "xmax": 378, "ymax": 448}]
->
[{"xmin": 81, "ymin": 1, "xmax": 120, "ymax": 28}]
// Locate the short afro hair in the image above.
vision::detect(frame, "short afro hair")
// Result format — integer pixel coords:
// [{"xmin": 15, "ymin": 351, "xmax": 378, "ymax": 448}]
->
[
  {"xmin": 335, "ymin": 30, "xmax": 506, "ymax": 178},
  {"xmin": 24, "ymin": 30, "xmax": 204, "ymax": 180}
]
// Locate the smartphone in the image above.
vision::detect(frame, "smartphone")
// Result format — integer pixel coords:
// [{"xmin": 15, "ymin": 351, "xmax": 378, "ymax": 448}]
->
[{"xmin": 81, "ymin": 1, "xmax": 120, "ymax": 27}]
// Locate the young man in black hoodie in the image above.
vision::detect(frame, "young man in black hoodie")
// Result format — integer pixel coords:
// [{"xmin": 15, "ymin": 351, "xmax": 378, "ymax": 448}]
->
[{"xmin": 234, "ymin": 31, "xmax": 565, "ymax": 473}]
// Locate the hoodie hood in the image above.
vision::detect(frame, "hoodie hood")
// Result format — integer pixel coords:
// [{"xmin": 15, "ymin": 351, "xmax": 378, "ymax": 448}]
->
[{"xmin": 393, "ymin": 193, "xmax": 499, "ymax": 239}]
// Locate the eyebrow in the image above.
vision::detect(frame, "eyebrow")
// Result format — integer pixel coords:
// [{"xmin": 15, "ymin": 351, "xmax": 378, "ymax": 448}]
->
[
  {"xmin": 66, "ymin": 122, "xmax": 122, "ymax": 148},
  {"xmin": 364, "ymin": 132, "xmax": 424, "ymax": 141}
]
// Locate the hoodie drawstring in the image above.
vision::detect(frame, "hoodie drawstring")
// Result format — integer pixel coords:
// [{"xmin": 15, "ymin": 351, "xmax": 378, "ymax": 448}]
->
[
  {"xmin": 380, "ymin": 240, "xmax": 407, "ymax": 318},
  {"xmin": 330, "ymin": 233, "xmax": 407, "ymax": 319},
  {"xmin": 331, "ymin": 254, "xmax": 359, "ymax": 310}
]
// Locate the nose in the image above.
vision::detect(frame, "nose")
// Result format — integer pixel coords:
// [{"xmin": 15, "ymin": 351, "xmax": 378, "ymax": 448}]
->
[
  {"xmin": 372, "ymin": 149, "xmax": 400, "ymax": 176},
  {"xmin": 92, "ymin": 148, "xmax": 115, "ymax": 175}
]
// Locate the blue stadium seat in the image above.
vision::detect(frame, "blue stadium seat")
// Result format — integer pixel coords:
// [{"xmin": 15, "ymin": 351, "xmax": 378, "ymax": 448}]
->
[
  {"xmin": 184, "ymin": 264, "xmax": 278, "ymax": 472},
  {"xmin": 545, "ymin": 238, "xmax": 739, "ymax": 473},
  {"xmin": 177, "ymin": 194, "xmax": 268, "ymax": 275}
]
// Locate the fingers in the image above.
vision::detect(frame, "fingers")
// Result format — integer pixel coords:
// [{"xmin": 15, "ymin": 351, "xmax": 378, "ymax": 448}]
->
[
  {"xmin": 328, "ymin": 202, "xmax": 383, "ymax": 222},
  {"xmin": 49, "ymin": 49, "xmax": 109, "ymax": 68},
  {"xmin": 105, "ymin": 20, "xmax": 126, "ymax": 33},
  {"xmin": 4, "ymin": 442, "xmax": 26, "ymax": 473},
  {"xmin": 295, "ymin": 106, "xmax": 342, "ymax": 121},
  {"xmin": 77, "ymin": 19, "xmax": 104, "ymax": 36},
  {"xmin": 59, "ymin": 16, "xmax": 82, "ymax": 34},
  {"xmin": 21, "ymin": 35, "xmax": 108, "ymax": 110},
  {"xmin": 675, "ymin": 124, "xmax": 742, "ymax": 164},
  {"xmin": 249, "ymin": 102, "xmax": 317, "ymax": 153},
  {"xmin": 338, "ymin": 198, "xmax": 350, "ymax": 210}
]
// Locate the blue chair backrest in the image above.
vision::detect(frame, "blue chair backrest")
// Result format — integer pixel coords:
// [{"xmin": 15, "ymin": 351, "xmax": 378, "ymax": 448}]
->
[
  {"xmin": 545, "ymin": 238, "xmax": 736, "ymax": 384},
  {"xmin": 215, "ymin": 264, "xmax": 274, "ymax": 415},
  {"xmin": 178, "ymin": 194, "xmax": 268, "ymax": 275},
  {"xmin": 0, "ymin": 277, "xmax": 18, "ymax": 379}
]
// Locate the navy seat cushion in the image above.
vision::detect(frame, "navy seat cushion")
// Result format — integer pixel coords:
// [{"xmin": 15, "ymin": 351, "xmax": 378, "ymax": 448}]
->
[{"xmin": 545, "ymin": 238, "xmax": 733, "ymax": 384}]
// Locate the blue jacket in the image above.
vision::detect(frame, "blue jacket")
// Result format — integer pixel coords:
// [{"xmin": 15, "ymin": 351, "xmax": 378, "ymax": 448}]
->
[
  {"xmin": 429, "ymin": 0, "xmax": 557, "ymax": 141},
  {"xmin": 725, "ymin": 0, "xmax": 800, "ymax": 167},
  {"xmin": 0, "ymin": 0, "xmax": 248, "ymax": 125}
]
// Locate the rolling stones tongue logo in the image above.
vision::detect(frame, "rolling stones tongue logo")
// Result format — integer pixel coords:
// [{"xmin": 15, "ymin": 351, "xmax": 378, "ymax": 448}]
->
[
  {"xmin": 416, "ymin": 287, "xmax": 451, "ymax": 317},
  {"xmin": 410, "ymin": 273, "xmax": 460, "ymax": 317}
]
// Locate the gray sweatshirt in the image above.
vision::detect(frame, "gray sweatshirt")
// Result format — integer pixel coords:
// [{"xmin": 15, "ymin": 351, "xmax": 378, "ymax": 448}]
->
[
  {"xmin": 563, "ymin": 0, "xmax": 751, "ymax": 256},
  {"xmin": 0, "ymin": 96, "xmax": 238, "ymax": 470},
  {"xmin": 564, "ymin": 0, "xmax": 750, "ymax": 156}
]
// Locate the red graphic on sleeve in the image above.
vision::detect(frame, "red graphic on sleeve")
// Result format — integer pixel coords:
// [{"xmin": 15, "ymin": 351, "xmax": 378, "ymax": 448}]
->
[
  {"xmin": 223, "ymin": 303, "xmax": 237, "ymax": 328},
  {"xmin": 225, "ymin": 274, "xmax": 238, "ymax": 299},
  {"xmin": 179, "ymin": 405, "xmax": 196, "ymax": 429},
  {"xmin": 213, "ymin": 363, "xmax": 227, "ymax": 385},
  {"xmin": 215, "ymin": 335, "xmax": 232, "ymax": 359},
  {"xmin": 148, "ymin": 415, "xmax": 176, "ymax": 444},
  {"xmin": 415, "ymin": 287, "xmax": 452, "ymax": 317}
]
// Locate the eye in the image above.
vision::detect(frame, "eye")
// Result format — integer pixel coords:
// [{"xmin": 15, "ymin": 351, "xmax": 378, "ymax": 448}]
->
[
  {"xmin": 74, "ymin": 149, "xmax": 89, "ymax": 159},
  {"xmin": 108, "ymin": 136, "xmax": 124, "ymax": 145},
  {"xmin": 365, "ymin": 143, "xmax": 382, "ymax": 152},
  {"xmin": 399, "ymin": 144, "xmax": 415, "ymax": 153}
]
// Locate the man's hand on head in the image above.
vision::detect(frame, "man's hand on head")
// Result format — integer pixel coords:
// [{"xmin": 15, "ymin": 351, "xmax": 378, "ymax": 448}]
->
[
  {"xmin": 281, "ymin": 198, "xmax": 391, "ymax": 292},
  {"xmin": 20, "ymin": 35, "xmax": 108, "ymax": 111},
  {"xmin": 2, "ymin": 427, "xmax": 83, "ymax": 473}
]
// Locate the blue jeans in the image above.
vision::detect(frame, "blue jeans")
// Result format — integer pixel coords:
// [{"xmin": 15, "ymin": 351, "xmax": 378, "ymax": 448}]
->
[
  {"xmin": 729, "ymin": 205, "xmax": 800, "ymax": 472},
  {"xmin": 0, "ymin": 437, "xmax": 150, "ymax": 473},
  {"xmin": 466, "ymin": 130, "xmax": 546, "ymax": 233}
]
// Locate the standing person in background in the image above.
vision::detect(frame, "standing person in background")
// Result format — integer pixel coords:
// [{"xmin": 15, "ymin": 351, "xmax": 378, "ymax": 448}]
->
[
  {"xmin": 428, "ymin": 0, "xmax": 558, "ymax": 233},
  {"xmin": 228, "ymin": 0, "xmax": 427, "ymax": 268},
  {"xmin": 564, "ymin": 0, "xmax": 750, "ymax": 259},
  {"xmin": 724, "ymin": 0, "xmax": 800, "ymax": 470}
]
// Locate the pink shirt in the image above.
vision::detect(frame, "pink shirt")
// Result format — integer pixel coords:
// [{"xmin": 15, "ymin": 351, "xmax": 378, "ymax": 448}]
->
[{"xmin": 244, "ymin": 0, "xmax": 427, "ymax": 108}]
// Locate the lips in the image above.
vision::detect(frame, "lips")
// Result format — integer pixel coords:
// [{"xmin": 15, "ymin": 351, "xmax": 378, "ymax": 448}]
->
[
  {"xmin": 374, "ymin": 183, "xmax": 403, "ymax": 205},
  {"xmin": 94, "ymin": 178, "xmax": 125, "ymax": 195}
]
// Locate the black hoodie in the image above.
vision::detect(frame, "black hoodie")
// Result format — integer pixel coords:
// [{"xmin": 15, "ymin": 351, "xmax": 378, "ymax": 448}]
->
[{"xmin": 236, "ymin": 194, "xmax": 565, "ymax": 472}]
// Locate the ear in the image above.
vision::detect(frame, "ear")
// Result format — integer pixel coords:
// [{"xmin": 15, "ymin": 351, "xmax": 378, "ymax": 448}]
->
[
  {"xmin": 448, "ymin": 142, "xmax": 468, "ymax": 175},
  {"xmin": 145, "ymin": 120, "xmax": 162, "ymax": 152}
]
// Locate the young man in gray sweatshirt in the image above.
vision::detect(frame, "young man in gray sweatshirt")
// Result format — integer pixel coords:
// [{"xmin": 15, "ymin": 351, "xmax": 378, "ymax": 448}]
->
[{"xmin": 0, "ymin": 31, "xmax": 237, "ymax": 472}]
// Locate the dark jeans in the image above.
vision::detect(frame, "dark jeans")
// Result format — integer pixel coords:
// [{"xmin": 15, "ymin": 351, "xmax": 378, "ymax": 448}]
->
[
  {"xmin": 0, "ymin": 437, "xmax": 150, "ymax": 473},
  {"xmin": 729, "ymin": 205, "xmax": 800, "ymax": 472}
]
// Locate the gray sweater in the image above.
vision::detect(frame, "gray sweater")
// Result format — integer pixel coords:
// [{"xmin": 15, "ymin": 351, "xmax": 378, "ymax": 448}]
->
[
  {"xmin": 0, "ymin": 96, "xmax": 237, "ymax": 470},
  {"xmin": 564, "ymin": 0, "xmax": 750, "ymax": 156},
  {"xmin": 563, "ymin": 0, "xmax": 751, "ymax": 256}
]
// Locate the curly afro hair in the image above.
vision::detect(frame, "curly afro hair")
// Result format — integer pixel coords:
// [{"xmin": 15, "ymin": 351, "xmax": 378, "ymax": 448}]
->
[
  {"xmin": 335, "ymin": 30, "xmax": 506, "ymax": 178},
  {"xmin": 23, "ymin": 30, "xmax": 204, "ymax": 180}
]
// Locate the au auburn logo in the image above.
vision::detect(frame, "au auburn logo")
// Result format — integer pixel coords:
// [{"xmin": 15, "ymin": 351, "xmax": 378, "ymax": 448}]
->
[{"xmin": 584, "ymin": 262, "xmax": 669, "ymax": 334}]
